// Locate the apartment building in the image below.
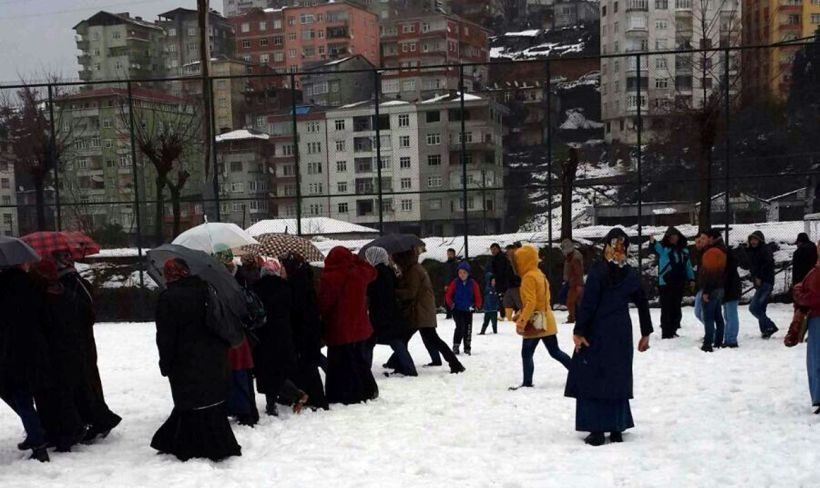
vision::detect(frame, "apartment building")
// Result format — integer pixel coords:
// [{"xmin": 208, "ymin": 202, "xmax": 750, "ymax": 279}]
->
[
  {"xmin": 0, "ymin": 142, "xmax": 18, "ymax": 236},
  {"xmin": 158, "ymin": 8, "xmax": 236, "ymax": 74},
  {"xmin": 301, "ymin": 55, "xmax": 376, "ymax": 106},
  {"xmin": 223, "ymin": 0, "xmax": 293, "ymax": 18},
  {"xmin": 74, "ymin": 11, "xmax": 166, "ymax": 85},
  {"xmin": 216, "ymin": 129, "xmax": 277, "ymax": 226},
  {"xmin": 742, "ymin": 0, "xmax": 820, "ymax": 101},
  {"xmin": 599, "ymin": 0, "xmax": 742, "ymax": 143},
  {"xmin": 554, "ymin": 0, "xmax": 601, "ymax": 28},
  {"xmin": 380, "ymin": 13, "xmax": 490, "ymax": 102}
]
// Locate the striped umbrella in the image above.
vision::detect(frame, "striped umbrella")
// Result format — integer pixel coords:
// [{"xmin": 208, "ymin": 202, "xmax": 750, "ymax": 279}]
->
[
  {"xmin": 245, "ymin": 233, "xmax": 324, "ymax": 263},
  {"xmin": 21, "ymin": 231, "xmax": 100, "ymax": 260}
]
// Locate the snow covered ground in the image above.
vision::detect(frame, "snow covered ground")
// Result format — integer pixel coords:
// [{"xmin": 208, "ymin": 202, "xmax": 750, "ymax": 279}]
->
[{"xmin": 1, "ymin": 305, "xmax": 818, "ymax": 487}]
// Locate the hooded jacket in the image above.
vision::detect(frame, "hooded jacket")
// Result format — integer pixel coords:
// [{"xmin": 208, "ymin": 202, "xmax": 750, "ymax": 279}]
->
[
  {"xmin": 793, "ymin": 240, "xmax": 818, "ymax": 286},
  {"xmin": 319, "ymin": 247, "xmax": 377, "ymax": 347},
  {"xmin": 483, "ymin": 273, "xmax": 500, "ymax": 312},
  {"xmin": 653, "ymin": 227, "xmax": 695, "ymax": 286},
  {"xmin": 747, "ymin": 231, "xmax": 775, "ymax": 285},
  {"xmin": 698, "ymin": 242, "xmax": 727, "ymax": 295},
  {"xmin": 444, "ymin": 262, "xmax": 482, "ymax": 312},
  {"xmin": 396, "ymin": 261, "xmax": 438, "ymax": 329},
  {"xmin": 513, "ymin": 246, "xmax": 558, "ymax": 338}
]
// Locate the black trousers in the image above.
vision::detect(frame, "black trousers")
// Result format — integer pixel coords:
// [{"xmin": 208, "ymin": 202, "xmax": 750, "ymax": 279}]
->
[
  {"xmin": 659, "ymin": 282, "xmax": 685, "ymax": 338},
  {"xmin": 452, "ymin": 310, "xmax": 473, "ymax": 351},
  {"xmin": 419, "ymin": 328, "xmax": 459, "ymax": 366}
]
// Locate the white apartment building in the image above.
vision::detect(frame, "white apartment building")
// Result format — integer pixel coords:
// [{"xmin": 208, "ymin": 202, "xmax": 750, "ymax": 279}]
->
[
  {"xmin": 600, "ymin": 0, "xmax": 741, "ymax": 143},
  {"xmin": 0, "ymin": 144, "xmax": 18, "ymax": 236}
]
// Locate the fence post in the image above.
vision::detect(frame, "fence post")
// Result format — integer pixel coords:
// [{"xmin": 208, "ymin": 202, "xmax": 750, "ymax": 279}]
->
[
  {"xmin": 545, "ymin": 59, "xmax": 552, "ymax": 272},
  {"xmin": 47, "ymin": 84, "xmax": 62, "ymax": 231},
  {"xmin": 459, "ymin": 64, "xmax": 469, "ymax": 259},
  {"xmin": 126, "ymin": 81, "xmax": 145, "ymax": 288},
  {"xmin": 290, "ymin": 73, "xmax": 302, "ymax": 236},
  {"xmin": 373, "ymin": 69, "xmax": 384, "ymax": 236},
  {"xmin": 724, "ymin": 47, "xmax": 731, "ymax": 243},
  {"xmin": 636, "ymin": 53, "xmax": 643, "ymax": 271},
  {"xmin": 209, "ymin": 77, "xmax": 221, "ymax": 222}
]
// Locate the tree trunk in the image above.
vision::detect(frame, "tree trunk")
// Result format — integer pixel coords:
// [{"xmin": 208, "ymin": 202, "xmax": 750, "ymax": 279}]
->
[
  {"xmin": 155, "ymin": 175, "xmax": 167, "ymax": 245},
  {"xmin": 697, "ymin": 121, "xmax": 716, "ymax": 231},
  {"xmin": 33, "ymin": 174, "xmax": 47, "ymax": 231},
  {"xmin": 561, "ymin": 147, "xmax": 580, "ymax": 240}
]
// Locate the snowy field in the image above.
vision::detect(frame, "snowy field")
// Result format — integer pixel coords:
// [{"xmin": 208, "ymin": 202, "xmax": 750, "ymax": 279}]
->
[{"xmin": 1, "ymin": 305, "xmax": 818, "ymax": 487}]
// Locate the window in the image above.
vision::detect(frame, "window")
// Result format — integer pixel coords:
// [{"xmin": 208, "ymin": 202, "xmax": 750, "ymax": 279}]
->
[
  {"xmin": 382, "ymin": 79, "xmax": 400, "ymax": 93},
  {"xmin": 307, "ymin": 142, "xmax": 322, "ymax": 154},
  {"xmin": 308, "ymin": 183, "xmax": 323, "ymax": 194},
  {"xmin": 426, "ymin": 133, "xmax": 441, "ymax": 145},
  {"xmin": 230, "ymin": 161, "xmax": 243, "ymax": 173},
  {"xmin": 260, "ymin": 54, "xmax": 269, "ymax": 64},
  {"xmin": 400, "ymin": 200, "xmax": 413, "ymax": 212},
  {"xmin": 655, "ymin": 20, "xmax": 668, "ymax": 30},
  {"xmin": 614, "ymin": 1, "xmax": 619, "ymax": 12},
  {"xmin": 655, "ymin": 78, "xmax": 669, "ymax": 88},
  {"xmin": 288, "ymin": 32, "xmax": 296, "ymax": 41},
  {"xmin": 0, "ymin": 178, "xmax": 9, "ymax": 189},
  {"xmin": 241, "ymin": 23, "xmax": 250, "ymax": 33},
  {"xmin": 336, "ymin": 161, "xmax": 347, "ymax": 172},
  {"xmin": 288, "ymin": 49, "xmax": 296, "ymax": 59},
  {"xmin": 308, "ymin": 204, "xmax": 323, "ymax": 216},
  {"xmin": 306, "ymin": 121, "xmax": 321, "ymax": 133},
  {"xmin": 307, "ymin": 162, "xmax": 322, "ymax": 174},
  {"xmin": 259, "ymin": 21, "xmax": 267, "ymax": 31},
  {"xmin": 427, "ymin": 154, "xmax": 442, "ymax": 166},
  {"xmin": 656, "ymin": 0, "xmax": 668, "ymax": 8},
  {"xmin": 399, "ymin": 136, "xmax": 410, "ymax": 148},
  {"xmin": 260, "ymin": 38, "xmax": 269, "ymax": 47},
  {"xmin": 400, "ymin": 178, "xmax": 412, "ymax": 190},
  {"xmin": 655, "ymin": 39, "xmax": 667, "ymax": 50},
  {"xmin": 337, "ymin": 182, "xmax": 348, "ymax": 193},
  {"xmin": 425, "ymin": 111, "xmax": 441, "ymax": 123},
  {"xmin": 812, "ymin": 14, "xmax": 820, "ymax": 24},
  {"xmin": 398, "ymin": 114, "xmax": 410, "ymax": 127},
  {"xmin": 274, "ymin": 52, "xmax": 284, "ymax": 62},
  {"xmin": 428, "ymin": 199, "xmax": 442, "ymax": 210},
  {"xmin": 402, "ymin": 23, "xmax": 416, "ymax": 33},
  {"xmin": 334, "ymin": 119, "xmax": 345, "ymax": 131},
  {"xmin": 230, "ymin": 182, "xmax": 245, "ymax": 193},
  {"xmin": 167, "ymin": 28, "xmax": 177, "ymax": 37},
  {"xmin": 656, "ymin": 57, "xmax": 668, "ymax": 69},
  {"xmin": 422, "ymin": 22, "xmax": 431, "ymax": 32},
  {"xmin": 335, "ymin": 140, "xmax": 346, "ymax": 152},
  {"xmin": 427, "ymin": 176, "xmax": 442, "ymax": 188},
  {"xmin": 338, "ymin": 202, "xmax": 349, "ymax": 214},
  {"xmin": 401, "ymin": 79, "xmax": 416, "ymax": 92},
  {"xmin": 400, "ymin": 157, "xmax": 411, "ymax": 169}
]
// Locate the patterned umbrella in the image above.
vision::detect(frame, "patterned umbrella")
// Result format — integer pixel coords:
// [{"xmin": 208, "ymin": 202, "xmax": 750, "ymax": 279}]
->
[
  {"xmin": 0, "ymin": 236, "xmax": 41, "ymax": 267},
  {"xmin": 21, "ymin": 231, "xmax": 100, "ymax": 259},
  {"xmin": 248, "ymin": 233, "xmax": 325, "ymax": 263}
]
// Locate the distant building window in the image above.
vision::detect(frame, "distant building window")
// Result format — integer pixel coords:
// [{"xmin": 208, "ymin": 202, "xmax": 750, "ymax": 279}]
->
[
  {"xmin": 241, "ymin": 23, "xmax": 250, "ymax": 33},
  {"xmin": 427, "ymin": 154, "xmax": 441, "ymax": 166},
  {"xmin": 336, "ymin": 161, "xmax": 347, "ymax": 172},
  {"xmin": 398, "ymin": 114, "xmax": 410, "ymax": 127},
  {"xmin": 400, "ymin": 157, "xmax": 411, "ymax": 169}
]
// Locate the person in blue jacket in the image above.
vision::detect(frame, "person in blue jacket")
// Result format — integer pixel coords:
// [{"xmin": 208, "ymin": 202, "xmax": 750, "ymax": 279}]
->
[
  {"xmin": 479, "ymin": 273, "xmax": 500, "ymax": 335},
  {"xmin": 649, "ymin": 227, "xmax": 695, "ymax": 339},
  {"xmin": 445, "ymin": 262, "xmax": 482, "ymax": 355}
]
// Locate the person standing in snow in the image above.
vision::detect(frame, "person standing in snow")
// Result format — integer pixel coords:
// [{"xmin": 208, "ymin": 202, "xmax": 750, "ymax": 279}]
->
[
  {"xmin": 489, "ymin": 243, "xmax": 513, "ymax": 320},
  {"xmin": 510, "ymin": 245, "xmax": 572, "ymax": 390},
  {"xmin": 503, "ymin": 243, "xmax": 523, "ymax": 321},
  {"xmin": 565, "ymin": 228, "xmax": 653, "ymax": 446},
  {"xmin": 480, "ymin": 274, "xmax": 500, "ymax": 335},
  {"xmin": 151, "ymin": 258, "xmax": 241, "ymax": 462},
  {"xmin": 792, "ymin": 233, "xmax": 817, "ymax": 288},
  {"xmin": 716, "ymin": 235, "xmax": 743, "ymax": 349},
  {"xmin": 319, "ymin": 247, "xmax": 379, "ymax": 404},
  {"xmin": 791, "ymin": 248, "xmax": 820, "ymax": 414},
  {"xmin": 561, "ymin": 239, "xmax": 585, "ymax": 324},
  {"xmin": 694, "ymin": 230, "xmax": 727, "ymax": 351},
  {"xmin": 394, "ymin": 248, "xmax": 465, "ymax": 374},
  {"xmin": 443, "ymin": 248, "xmax": 460, "ymax": 319},
  {"xmin": 649, "ymin": 227, "xmax": 695, "ymax": 339},
  {"xmin": 445, "ymin": 262, "xmax": 482, "ymax": 356},
  {"xmin": 746, "ymin": 231, "xmax": 779, "ymax": 338}
]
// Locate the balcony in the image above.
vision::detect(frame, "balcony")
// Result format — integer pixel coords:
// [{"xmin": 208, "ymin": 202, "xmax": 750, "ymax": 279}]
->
[
  {"xmin": 75, "ymin": 35, "xmax": 89, "ymax": 49},
  {"xmin": 675, "ymin": 0, "xmax": 693, "ymax": 9},
  {"xmin": 626, "ymin": 0, "xmax": 649, "ymax": 11},
  {"xmin": 77, "ymin": 53, "xmax": 91, "ymax": 65}
]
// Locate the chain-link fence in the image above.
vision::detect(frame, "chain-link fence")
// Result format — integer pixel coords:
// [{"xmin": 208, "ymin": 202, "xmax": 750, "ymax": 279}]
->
[{"xmin": 1, "ymin": 41, "xmax": 817, "ymax": 316}]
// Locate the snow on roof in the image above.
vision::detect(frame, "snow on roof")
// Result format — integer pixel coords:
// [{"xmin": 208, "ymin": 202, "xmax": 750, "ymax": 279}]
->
[
  {"xmin": 420, "ymin": 93, "xmax": 450, "ymax": 104},
  {"xmin": 505, "ymin": 29, "xmax": 541, "ymax": 37},
  {"xmin": 559, "ymin": 109, "xmax": 604, "ymax": 130},
  {"xmin": 380, "ymin": 100, "xmax": 410, "ymax": 107},
  {"xmin": 652, "ymin": 208, "xmax": 678, "ymax": 215},
  {"xmin": 490, "ymin": 47, "xmax": 506, "ymax": 58},
  {"xmin": 246, "ymin": 217, "xmax": 379, "ymax": 237},
  {"xmin": 420, "ymin": 92, "xmax": 482, "ymax": 104},
  {"xmin": 339, "ymin": 100, "xmax": 370, "ymax": 109},
  {"xmin": 215, "ymin": 129, "xmax": 270, "ymax": 142},
  {"xmin": 324, "ymin": 55, "xmax": 355, "ymax": 66}
]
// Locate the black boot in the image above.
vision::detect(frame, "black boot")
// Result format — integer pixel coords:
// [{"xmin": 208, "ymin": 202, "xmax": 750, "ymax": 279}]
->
[
  {"xmin": 29, "ymin": 445, "xmax": 50, "ymax": 463},
  {"xmin": 584, "ymin": 432, "xmax": 606, "ymax": 446},
  {"xmin": 449, "ymin": 361, "xmax": 465, "ymax": 374},
  {"xmin": 609, "ymin": 431, "xmax": 623, "ymax": 443},
  {"xmin": 814, "ymin": 405, "xmax": 820, "ymax": 415}
]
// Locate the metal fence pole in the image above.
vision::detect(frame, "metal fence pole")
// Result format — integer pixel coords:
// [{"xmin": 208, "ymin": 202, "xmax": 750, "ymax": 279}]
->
[
  {"xmin": 290, "ymin": 73, "xmax": 302, "ymax": 236},
  {"xmin": 724, "ymin": 47, "xmax": 731, "ymax": 243},
  {"xmin": 545, "ymin": 60, "xmax": 553, "ymax": 271},
  {"xmin": 209, "ymin": 78, "xmax": 221, "ymax": 222},
  {"xmin": 459, "ymin": 65, "xmax": 469, "ymax": 259},
  {"xmin": 636, "ymin": 53, "xmax": 643, "ymax": 271},
  {"xmin": 126, "ymin": 81, "xmax": 145, "ymax": 288},
  {"xmin": 47, "ymin": 84, "xmax": 62, "ymax": 231},
  {"xmin": 373, "ymin": 69, "xmax": 384, "ymax": 236}
]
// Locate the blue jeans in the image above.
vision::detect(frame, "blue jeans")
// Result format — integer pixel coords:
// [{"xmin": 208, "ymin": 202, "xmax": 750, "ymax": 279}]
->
[
  {"xmin": 694, "ymin": 291, "xmax": 704, "ymax": 323},
  {"xmin": 808, "ymin": 317, "xmax": 820, "ymax": 406},
  {"xmin": 2, "ymin": 387, "xmax": 46, "ymax": 447},
  {"xmin": 521, "ymin": 336, "xmax": 571, "ymax": 386},
  {"xmin": 721, "ymin": 300, "xmax": 740, "ymax": 345},
  {"xmin": 386, "ymin": 339, "xmax": 417, "ymax": 376},
  {"xmin": 749, "ymin": 282, "xmax": 777, "ymax": 334},
  {"xmin": 699, "ymin": 289, "xmax": 724, "ymax": 348}
]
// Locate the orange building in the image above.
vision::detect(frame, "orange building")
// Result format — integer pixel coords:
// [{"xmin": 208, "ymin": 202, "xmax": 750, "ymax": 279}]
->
[{"xmin": 742, "ymin": 0, "xmax": 820, "ymax": 101}]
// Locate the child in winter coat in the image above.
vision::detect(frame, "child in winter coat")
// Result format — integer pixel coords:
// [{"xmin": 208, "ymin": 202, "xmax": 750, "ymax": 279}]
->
[
  {"xmin": 480, "ymin": 274, "xmax": 500, "ymax": 334},
  {"xmin": 445, "ymin": 262, "xmax": 482, "ymax": 355}
]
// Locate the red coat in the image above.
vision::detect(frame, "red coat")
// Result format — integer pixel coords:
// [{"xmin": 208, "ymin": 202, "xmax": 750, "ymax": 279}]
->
[
  {"xmin": 228, "ymin": 337, "xmax": 254, "ymax": 370},
  {"xmin": 319, "ymin": 247, "xmax": 377, "ymax": 347},
  {"xmin": 794, "ymin": 265, "xmax": 820, "ymax": 317}
]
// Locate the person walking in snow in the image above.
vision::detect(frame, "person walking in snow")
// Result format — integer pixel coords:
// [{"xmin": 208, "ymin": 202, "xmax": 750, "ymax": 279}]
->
[
  {"xmin": 319, "ymin": 247, "xmax": 379, "ymax": 405},
  {"xmin": 394, "ymin": 248, "xmax": 465, "ymax": 374},
  {"xmin": 443, "ymin": 248, "xmax": 460, "ymax": 320},
  {"xmin": 480, "ymin": 274, "xmax": 500, "ymax": 335},
  {"xmin": 746, "ymin": 231, "xmax": 779, "ymax": 338},
  {"xmin": 445, "ymin": 262, "xmax": 483, "ymax": 356},
  {"xmin": 565, "ymin": 228, "xmax": 653, "ymax": 446},
  {"xmin": 791, "ymin": 247, "xmax": 820, "ymax": 414},
  {"xmin": 717, "ymin": 235, "xmax": 743, "ymax": 348},
  {"xmin": 489, "ymin": 243, "xmax": 513, "ymax": 320},
  {"xmin": 694, "ymin": 230, "xmax": 727, "ymax": 352},
  {"xmin": 792, "ymin": 233, "xmax": 817, "ymax": 288},
  {"xmin": 364, "ymin": 247, "xmax": 417, "ymax": 377},
  {"xmin": 649, "ymin": 227, "xmax": 695, "ymax": 338},
  {"xmin": 510, "ymin": 245, "xmax": 572, "ymax": 390},
  {"xmin": 503, "ymin": 243, "xmax": 523, "ymax": 321},
  {"xmin": 561, "ymin": 239, "xmax": 585, "ymax": 324},
  {"xmin": 151, "ymin": 258, "xmax": 241, "ymax": 462}
]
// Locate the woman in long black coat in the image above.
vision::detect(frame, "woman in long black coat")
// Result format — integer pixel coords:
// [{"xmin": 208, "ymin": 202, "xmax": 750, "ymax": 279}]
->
[
  {"xmin": 151, "ymin": 258, "xmax": 241, "ymax": 462},
  {"xmin": 281, "ymin": 253, "xmax": 328, "ymax": 410},
  {"xmin": 252, "ymin": 258, "xmax": 308, "ymax": 416},
  {"xmin": 364, "ymin": 247, "xmax": 417, "ymax": 377},
  {"xmin": 565, "ymin": 228, "xmax": 653, "ymax": 447}
]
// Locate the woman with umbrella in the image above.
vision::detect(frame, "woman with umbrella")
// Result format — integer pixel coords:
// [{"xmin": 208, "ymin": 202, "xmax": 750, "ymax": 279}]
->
[
  {"xmin": 565, "ymin": 228, "xmax": 653, "ymax": 446},
  {"xmin": 151, "ymin": 258, "xmax": 241, "ymax": 462},
  {"xmin": 319, "ymin": 246, "xmax": 379, "ymax": 405}
]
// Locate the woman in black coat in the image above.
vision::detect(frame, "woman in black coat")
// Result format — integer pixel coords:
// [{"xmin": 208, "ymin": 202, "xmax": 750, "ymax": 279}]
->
[
  {"xmin": 364, "ymin": 247, "xmax": 417, "ymax": 377},
  {"xmin": 281, "ymin": 253, "xmax": 328, "ymax": 410},
  {"xmin": 251, "ymin": 258, "xmax": 308, "ymax": 416},
  {"xmin": 565, "ymin": 228, "xmax": 653, "ymax": 447},
  {"xmin": 150, "ymin": 258, "xmax": 241, "ymax": 462}
]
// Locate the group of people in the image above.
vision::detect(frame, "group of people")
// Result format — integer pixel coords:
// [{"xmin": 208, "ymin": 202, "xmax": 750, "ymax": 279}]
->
[{"xmin": 0, "ymin": 252, "xmax": 121, "ymax": 463}]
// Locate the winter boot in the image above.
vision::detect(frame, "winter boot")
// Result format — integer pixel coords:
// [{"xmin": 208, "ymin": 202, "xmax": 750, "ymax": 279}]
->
[
  {"xmin": 17, "ymin": 437, "xmax": 35, "ymax": 451},
  {"xmin": 609, "ymin": 431, "xmax": 624, "ymax": 443},
  {"xmin": 266, "ymin": 403, "xmax": 279, "ymax": 417},
  {"xmin": 449, "ymin": 361, "xmax": 466, "ymax": 374},
  {"xmin": 584, "ymin": 432, "xmax": 606, "ymax": 447},
  {"xmin": 508, "ymin": 383, "xmax": 533, "ymax": 391},
  {"xmin": 29, "ymin": 445, "xmax": 50, "ymax": 463},
  {"xmin": 424, "ymin": 362, "xmax": 443, "ymax": 367},
  {"xmin": 453, "ymin": 344, "xmax": 460, "ymax": 355},
  {"xmin": 701, "ymin": 344, "xmax": 714, "ymax": 353}
]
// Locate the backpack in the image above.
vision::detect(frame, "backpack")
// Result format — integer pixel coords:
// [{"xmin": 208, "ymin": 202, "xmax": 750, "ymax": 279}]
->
[
  {"xmin": 662, "ymin": 249, "xmax": 689, "ymax": 285},
  {"xmin": 240, "ymin": 287, "xmax": 267, "ymax": 331},
  {"xmin": 204, "ymin": 283, "xmax": 245, "ymax": 347}
]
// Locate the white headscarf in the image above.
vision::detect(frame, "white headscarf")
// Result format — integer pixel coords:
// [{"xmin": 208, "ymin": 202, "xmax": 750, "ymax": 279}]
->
[{"xmin": 364, "ymin": 246, "xmax": 390, "ymax": 267}]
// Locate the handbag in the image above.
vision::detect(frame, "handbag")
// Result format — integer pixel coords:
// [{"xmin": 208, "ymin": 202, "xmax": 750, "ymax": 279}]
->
[
  {"xmin": 524, "ymin": 275, "xmax": 549, "ymax": 332},
  {"xmin": 784, "ymin": 308, "xmax": 808, "ymax": 347}
]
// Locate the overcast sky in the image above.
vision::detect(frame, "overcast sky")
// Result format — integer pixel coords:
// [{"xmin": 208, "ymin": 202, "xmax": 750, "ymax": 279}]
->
[{"xmin": 0, "ymin": 0, "xmax": 207, "ymax": 84}]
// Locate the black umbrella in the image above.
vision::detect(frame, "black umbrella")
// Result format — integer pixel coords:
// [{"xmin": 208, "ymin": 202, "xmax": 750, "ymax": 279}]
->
[
  {"xmin": 0, "ymin": 236, "xmax": 41, "ymax": 267},
  {"xmin": 358, "ymin": 234, "xmax": 425, "ymax": 257},
  {"xmin": 146, "ymin": 244, "xmax": 248, "ymax": 320}
]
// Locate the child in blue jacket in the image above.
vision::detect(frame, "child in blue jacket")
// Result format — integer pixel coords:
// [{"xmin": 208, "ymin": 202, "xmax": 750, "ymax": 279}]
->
[
  {"xmin": 480, "ymin": 273, "xmax": 500, "ymax": 334},
  {"xmin": 445, "ymin": 262, "xmax": 482, "ymax": 355}
]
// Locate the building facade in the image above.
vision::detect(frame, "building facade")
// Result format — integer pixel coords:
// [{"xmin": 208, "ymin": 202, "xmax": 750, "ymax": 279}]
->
[
  {"xmin": 216, "ymin": 129, "xmax": 277, "ymax": 226},
  {"xmin": 599, "ymin": 0, "xmax": 742, "ymax": 143},
  {"xmin": 223, "ymin": 0, "xmax": 292, "ymax": 18},
  {"xmin": 380, "ymin": 13, "xmax": 490, "ymax": 102},
  {"xmin": 0, "ymin": 142, "xmax": 18, "ymax": 236},
  {"xmin": 157, "ymin": 8, "xmax": 236, "ymax": 74},
  {"xmin": 74, "ymin": 11, "xmax": 166, "ymax": 85},
  {"xmin": 554, "ymin": 0, "xmax": 600, "ymax": 28},
  {"xmin": 742, "ymin": 0, "xmax": 820, "ymax": 101},
  {"xmin": 301, "ymin": 55, "xmax": 376, "ymax": 106}
]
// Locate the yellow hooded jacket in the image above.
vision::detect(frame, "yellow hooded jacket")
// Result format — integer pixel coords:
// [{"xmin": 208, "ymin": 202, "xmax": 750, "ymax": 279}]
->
[{"xmin": 514, "ymin": 246, "xmax": 558, "ymax": 338}]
